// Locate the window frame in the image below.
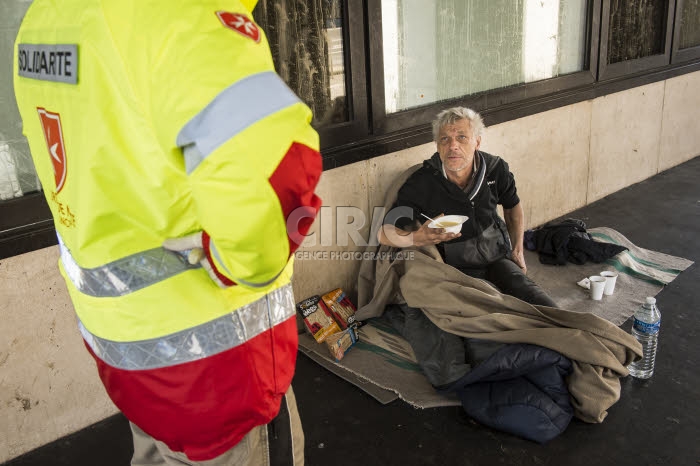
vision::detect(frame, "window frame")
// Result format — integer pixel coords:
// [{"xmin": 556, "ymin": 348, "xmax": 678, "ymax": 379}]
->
[
  {"xmin": 598, "ymin": 0, "xmax": 676, "ymax": 80},
  {"xmin": 315, "ymin": 0, "xmax": 370, "ymax": 151},
  {"xmin": 672, "ymin": 0, "xmax": 700, "ymax": 64},
  {"xmin": 367, "ymin": 0, "xmax": 602, "ymax": 136},
  {"xmin": 0, "ymin": 192, "xmax": 56, "ymax": 259}
]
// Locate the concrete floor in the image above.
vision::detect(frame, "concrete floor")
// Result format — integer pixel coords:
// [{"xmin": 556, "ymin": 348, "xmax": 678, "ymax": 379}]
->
[{"xmin": 4, "ymin": 156, "xmax": 699, "ymax": 466}]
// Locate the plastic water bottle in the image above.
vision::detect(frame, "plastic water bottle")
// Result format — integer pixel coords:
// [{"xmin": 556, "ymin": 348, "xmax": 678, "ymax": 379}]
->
[{"xmin": 628, "ymin": 297, "xmax": 661, "ymax": 379}]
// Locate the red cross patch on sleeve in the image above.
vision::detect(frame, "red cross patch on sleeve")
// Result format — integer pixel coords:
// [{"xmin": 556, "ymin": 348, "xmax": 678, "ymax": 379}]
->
[{"xmin": 216, "ymin": 11, "xmax": 261, "ymax": 43}]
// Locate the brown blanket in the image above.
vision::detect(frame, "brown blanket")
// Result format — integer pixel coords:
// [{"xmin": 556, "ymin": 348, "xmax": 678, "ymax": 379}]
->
[{"xmin": 356, "ymin": 165, "xmax": 642, "ymax": 423}]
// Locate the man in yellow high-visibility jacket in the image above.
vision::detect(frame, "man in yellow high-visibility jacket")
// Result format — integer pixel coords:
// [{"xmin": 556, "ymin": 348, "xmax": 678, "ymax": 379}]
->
[{"xmin": 14, "ymin": 1, "xmax": 323, "ymax": 464}]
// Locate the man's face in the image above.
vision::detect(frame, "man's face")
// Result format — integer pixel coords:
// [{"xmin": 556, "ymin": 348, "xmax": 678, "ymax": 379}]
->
[{"xmin": 437, "ymin": 119, "xmax": 481, "ymax": 173}]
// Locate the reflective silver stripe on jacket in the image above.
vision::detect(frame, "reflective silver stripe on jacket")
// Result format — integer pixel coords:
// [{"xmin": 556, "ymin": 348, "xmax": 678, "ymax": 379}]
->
[
  {"xmin": 79, "ymin": 283, "xmax": 295, "ymax": 370},
  {"xmin": 58, "ymin": 235, "xmax": 200, "ymax": 297},
  {"xmin": 176, "ymin": 71, "xmax": 302, "ymax": 174}
]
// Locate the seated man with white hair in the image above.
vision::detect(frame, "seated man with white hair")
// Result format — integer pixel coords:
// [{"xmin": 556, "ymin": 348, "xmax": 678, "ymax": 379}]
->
[{"xmin": 379, "ymin": 106, "xmax": 555, "ymax": 307}]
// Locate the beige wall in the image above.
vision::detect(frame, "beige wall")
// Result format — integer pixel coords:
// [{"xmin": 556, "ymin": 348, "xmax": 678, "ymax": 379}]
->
[
  {"xmin": 0, "ymin": 247, "xmax": 117, "ymax": 462},
  {"xmin": 1, "ymin": 72, "xmax": 699, "ymax": 462}
]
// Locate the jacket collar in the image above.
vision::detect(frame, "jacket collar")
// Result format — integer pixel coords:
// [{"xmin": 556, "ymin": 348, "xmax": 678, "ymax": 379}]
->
[{"xmin": 426, "ymin": 152, "xmax": 486, "ymax": 201}]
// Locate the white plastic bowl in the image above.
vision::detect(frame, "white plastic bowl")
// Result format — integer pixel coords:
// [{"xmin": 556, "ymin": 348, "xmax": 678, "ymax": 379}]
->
[{"xmin": 427, "ymin": 215, "xmax": 469, "ymax": 234}]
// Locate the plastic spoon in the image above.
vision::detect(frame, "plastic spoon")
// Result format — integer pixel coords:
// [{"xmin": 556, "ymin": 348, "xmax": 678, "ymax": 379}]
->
[{"xmin": 420, "ymin": 213, "xmax": 442, "ymax": 227}]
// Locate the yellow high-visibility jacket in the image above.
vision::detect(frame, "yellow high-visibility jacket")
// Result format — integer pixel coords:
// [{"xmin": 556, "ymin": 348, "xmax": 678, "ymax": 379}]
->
[{"xmin": 14, "ymin": 0, "xmax": 322, "ymax": 460}]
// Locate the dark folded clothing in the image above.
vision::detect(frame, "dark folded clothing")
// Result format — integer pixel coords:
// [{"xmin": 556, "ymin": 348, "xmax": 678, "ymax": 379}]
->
[
  {"xmin": 565, "ymin": 236, "xmax": 628, "ymax": 265},
  {"xmin": 528, "ymin": 218, "xmax": 627, "ymax": 265},
  {"xmin": 445, "ymin": 343, "xmax": 573, "ymax": 444}
]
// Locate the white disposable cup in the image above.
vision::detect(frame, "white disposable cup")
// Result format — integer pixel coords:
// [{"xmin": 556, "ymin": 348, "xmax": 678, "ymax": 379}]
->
[
  {"xmin": 589, "ymin": 275, "xmax": 606, "ymax": 300},
  {"xmin": 600, "ymin": 271, "xmax": 618, "ymax": 295}
]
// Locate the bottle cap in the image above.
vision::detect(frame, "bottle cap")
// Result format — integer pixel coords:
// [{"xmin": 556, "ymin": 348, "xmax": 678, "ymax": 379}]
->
[{"xmin": 645, "ymin": 297, "xmax": 656, "ymax": 305}]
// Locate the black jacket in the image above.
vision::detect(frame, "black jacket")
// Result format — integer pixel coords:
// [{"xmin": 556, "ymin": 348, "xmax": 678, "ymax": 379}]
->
[
  {"xmin": 386, "ymin": 151, "xmax": 520, "ymax": 268},
  {"xmin": 448, "ymin": 342, "xmax": 573, "ymax": 444},
  {"xmin": 531, "ymin": 219, "xmax": 628, "ymax": 265}
]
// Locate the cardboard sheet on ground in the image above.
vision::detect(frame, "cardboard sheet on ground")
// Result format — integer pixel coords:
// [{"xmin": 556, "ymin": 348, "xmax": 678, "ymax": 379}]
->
[{"xmin": 297, "ymin": 227, "xmax": 694, "ymax": 408}]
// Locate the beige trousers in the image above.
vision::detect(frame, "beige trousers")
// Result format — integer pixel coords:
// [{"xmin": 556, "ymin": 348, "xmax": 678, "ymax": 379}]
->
[{"xmin": 131, "ymin": 386, "xmax": 304, "ymax": 466}]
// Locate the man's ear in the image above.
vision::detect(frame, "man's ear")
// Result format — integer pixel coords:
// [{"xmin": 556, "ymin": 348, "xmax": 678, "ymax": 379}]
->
[{"xmin": 475, "ymin": 136, "xmax": 482, "ymax": 151}]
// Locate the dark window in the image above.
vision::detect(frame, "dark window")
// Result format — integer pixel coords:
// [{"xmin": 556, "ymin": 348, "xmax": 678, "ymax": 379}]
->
[
  {"xmin": 679, "ymin": 0, "xmax": 700, "ymax": 49},
  {"xmin": 672, "ymin": 0, "xmax": 700, "ymax": 63},
  {"xmin": 254, "ymin": 0, "xmax": 369, "ymax": 153},
  {"xmin": 254, "ymin": 0, "xmax": 348, "ymax": 127},
  {"xmin": 598, "ymin": 0, "xmax": 675, "ymax": 79},
  {"xmin": 607, "ymin": 0, "xmax": 666, "ymax": 63}
]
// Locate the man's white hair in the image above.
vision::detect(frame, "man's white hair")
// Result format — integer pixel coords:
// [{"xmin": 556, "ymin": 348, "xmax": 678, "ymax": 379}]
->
[{"xmin": 432, "ymin": 107, "xmax": 485, "ymax": 142}]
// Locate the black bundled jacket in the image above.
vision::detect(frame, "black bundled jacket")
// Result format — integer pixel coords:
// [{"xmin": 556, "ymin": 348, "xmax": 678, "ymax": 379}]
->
[
  {"xmin": 386, "ymin": 151, "xmax": 519, "ymax": 268},
  {"xmin": 448, "ymin": 342, "xmax": 573, "ymax": 444},
  {"xmin": 529, "ymin": 218, "xmax": 628, "ymax": 265},
  {"xmin": 384, "ymin": 304, "xmax": 573, "ymax": 444}
]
